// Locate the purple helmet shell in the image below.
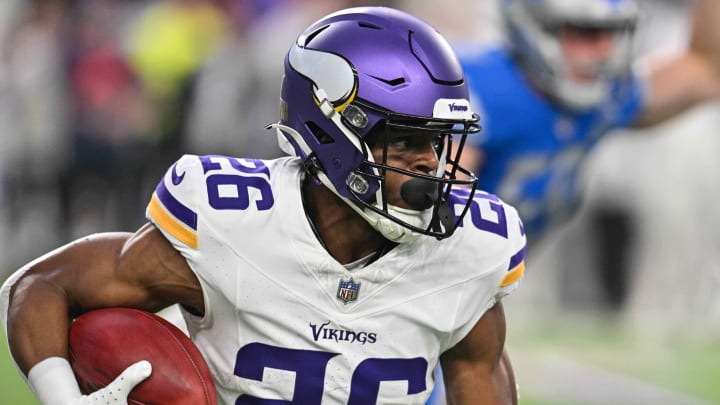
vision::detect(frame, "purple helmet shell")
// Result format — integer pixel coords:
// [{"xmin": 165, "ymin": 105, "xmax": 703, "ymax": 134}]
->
[{"xmin": 276, "ymin": 6, "xmax": 480, "ymax": 240}]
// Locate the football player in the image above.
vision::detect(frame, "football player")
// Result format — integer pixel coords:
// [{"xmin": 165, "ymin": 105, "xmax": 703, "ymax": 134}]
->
[
  {"xmin": 459, "ymin": 0, "xmax": 720, "ymax": 241},
  {"xmin": 1, "ymin": 7, "xmax": 526, "ymax": 405}
]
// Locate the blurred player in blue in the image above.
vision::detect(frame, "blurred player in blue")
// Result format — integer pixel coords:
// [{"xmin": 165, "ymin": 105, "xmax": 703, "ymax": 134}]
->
[
  {"xmin": 425, "ymin": 1, "xmax": 720, "ymax": 404},
  {"xmin": 459, "ymin": 0, "xmax": 720, "ymax": 242}
]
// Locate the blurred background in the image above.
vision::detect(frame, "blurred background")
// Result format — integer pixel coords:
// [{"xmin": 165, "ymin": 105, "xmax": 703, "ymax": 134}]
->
[{"xmin": 0, "ymin": 0, "xmax": 718, "ymax": 404}]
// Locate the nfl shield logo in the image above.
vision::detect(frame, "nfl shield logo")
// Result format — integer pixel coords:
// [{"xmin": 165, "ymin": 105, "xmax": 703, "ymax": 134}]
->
[{"xmin": 337, "ymin": 278, "xmax": 361, "ymax": 304}]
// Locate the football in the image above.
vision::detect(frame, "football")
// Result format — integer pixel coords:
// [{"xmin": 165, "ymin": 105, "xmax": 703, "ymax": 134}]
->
[{"xmin": 69, "ymin": 307, "xmax": 217, "ymax": 405}]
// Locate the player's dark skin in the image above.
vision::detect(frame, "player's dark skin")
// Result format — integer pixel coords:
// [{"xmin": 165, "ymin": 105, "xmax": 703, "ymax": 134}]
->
[{"xmin": 6, "ymin": 128, "xmax": 518, "ymax": 404}]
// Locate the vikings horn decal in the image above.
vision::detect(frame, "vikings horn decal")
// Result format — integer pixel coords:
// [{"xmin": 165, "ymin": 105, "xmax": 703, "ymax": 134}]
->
[{"xmin": 288, "ymin": 44, "xmax": 357, "ymax": 108}]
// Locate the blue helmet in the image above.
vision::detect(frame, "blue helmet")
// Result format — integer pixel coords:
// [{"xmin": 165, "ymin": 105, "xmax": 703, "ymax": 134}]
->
[{"xmin": 270, "ymin": 7, "xmax": 480, "ymax": 242}]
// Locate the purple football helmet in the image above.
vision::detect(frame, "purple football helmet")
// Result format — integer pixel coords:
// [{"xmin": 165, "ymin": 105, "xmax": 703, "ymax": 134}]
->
[{"xmin": 270, "ymin": 7, "xmax": 480, "ymax": 242}]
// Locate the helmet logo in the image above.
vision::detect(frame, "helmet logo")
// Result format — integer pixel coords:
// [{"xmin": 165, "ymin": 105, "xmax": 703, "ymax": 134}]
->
[
  {"xmin": 337, "ymin": 277, "xmax": 361, "ymax": 304},
  {"xmin": 433, "ymin": 98, "xmax": 473, "ymax": 120},
  {"xmin": 448, "ymin": 102, "xmax": 468, "ymax": 112},
  {"xmin": 289, "ymin": 44, "xmax": 356, "ymax": 106}
]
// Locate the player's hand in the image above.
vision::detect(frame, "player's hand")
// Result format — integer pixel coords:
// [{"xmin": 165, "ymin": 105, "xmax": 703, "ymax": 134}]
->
[
  {"xmin": 27, "ymin": 357, "xmax": 152, "ymax": 405},
  {"xmin": 74, "ymin": 360, "xmax": 152, "ymax": 405}
]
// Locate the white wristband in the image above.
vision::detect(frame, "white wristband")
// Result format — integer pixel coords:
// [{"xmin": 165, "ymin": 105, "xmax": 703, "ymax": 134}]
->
[{"xmin": 27, "ymin": 357, "xmax": 83, "ymax": 405}]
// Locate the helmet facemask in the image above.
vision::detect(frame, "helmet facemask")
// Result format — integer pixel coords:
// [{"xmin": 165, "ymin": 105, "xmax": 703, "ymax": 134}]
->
[{"xmin": 346, "ymin": 105, "xmax": 480, "ymax": 242}]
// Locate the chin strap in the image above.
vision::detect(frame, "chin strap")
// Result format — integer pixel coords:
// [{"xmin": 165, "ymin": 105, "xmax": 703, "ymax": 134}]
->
[
  {"xmin": 364, "ymin": 205, "xmax": 429, "ymax": 243},
  {"xmin": 313, "ymin": 169, "xmax": 425, "ymax": 243}
]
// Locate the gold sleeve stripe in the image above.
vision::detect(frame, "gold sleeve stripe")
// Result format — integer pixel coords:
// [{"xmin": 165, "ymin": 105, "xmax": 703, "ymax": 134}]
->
[
  {"xmin": 500, "ymin": 261, "xmax": 525, "ymax": 287},
  {"xmin": 147, "ymin": 192, "xmax": 198, "ymax": 249}
]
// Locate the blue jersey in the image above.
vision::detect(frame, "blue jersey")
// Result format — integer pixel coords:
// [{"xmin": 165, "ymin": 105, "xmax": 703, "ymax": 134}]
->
[{"xmin": 460, "ymin": 47, "xmax": 644, "ymax": 239}]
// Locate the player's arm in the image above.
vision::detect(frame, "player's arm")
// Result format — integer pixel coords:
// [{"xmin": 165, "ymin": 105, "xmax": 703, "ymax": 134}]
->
[
  {"xmin": 440, "ymin": 301, "xmax": 518, "ymax": 405},
  {"xmin": 2, "ymin": 222, "xmax": 202, "ymax": 375},
  {"xmin": 635, "ymin": 0, "xmax": 720, "ymax": 126}
]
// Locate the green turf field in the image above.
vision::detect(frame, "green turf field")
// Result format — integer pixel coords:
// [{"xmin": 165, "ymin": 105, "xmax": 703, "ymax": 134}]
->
[
  {"xmin": 509, "ymin": 318, "xmax": 720, "ymax": 404},
  {"xmin": 0, "ymin": 328, "xmax": 37, "ymax": 404}
]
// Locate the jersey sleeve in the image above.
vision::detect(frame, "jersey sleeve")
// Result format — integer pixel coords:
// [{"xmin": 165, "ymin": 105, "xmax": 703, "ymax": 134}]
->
[
  {"xmin": 444, "ymin": 195, "xmax": 527, "ymax": 350},
  {"xmin": 495, "ymin": 204, "xmax": 527, "ymax": 301},
  {"xmin": 146, "ymin": 154, "xmax": 202, "ymax": 251}
]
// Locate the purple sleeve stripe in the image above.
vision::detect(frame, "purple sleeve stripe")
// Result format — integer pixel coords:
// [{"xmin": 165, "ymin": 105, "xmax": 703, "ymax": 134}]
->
[
  {"xmin": 508, "ymin": 245, "xmax": 525, "ymax": 271},
  {"xmin": 155, "ymin": 179, "xmax": 197, "ymax": 231}
]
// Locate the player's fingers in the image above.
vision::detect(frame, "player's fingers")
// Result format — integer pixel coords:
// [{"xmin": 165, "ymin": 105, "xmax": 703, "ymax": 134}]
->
[
  {"xmin": 80, "ymin": 361, "xmax": 151, "ymax": 404},
  {"xmin": 110, "ymin": 360, "xmax": 152, "ymax": 393}
]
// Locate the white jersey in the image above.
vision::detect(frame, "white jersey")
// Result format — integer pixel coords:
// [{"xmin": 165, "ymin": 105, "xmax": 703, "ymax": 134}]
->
[{"xmin": 146, "ymin": 154, "xmax": 526, "ymax": 405}]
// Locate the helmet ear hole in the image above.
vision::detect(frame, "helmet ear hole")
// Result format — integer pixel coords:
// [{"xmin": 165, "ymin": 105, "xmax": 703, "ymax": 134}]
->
[{"xmin": 306, "ymin": 121, "xmax": 335, "ymax": 144}]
